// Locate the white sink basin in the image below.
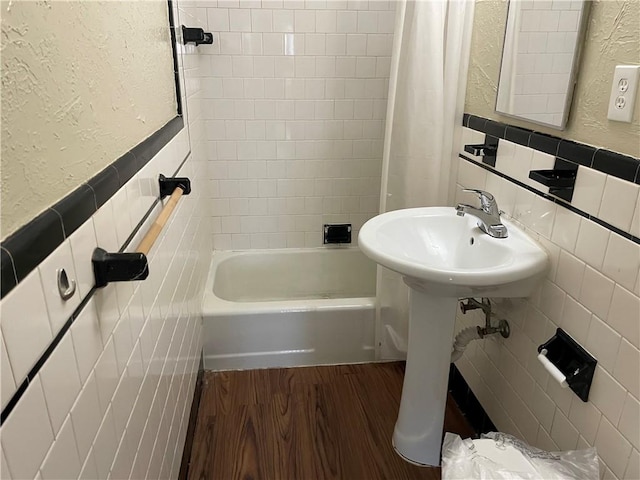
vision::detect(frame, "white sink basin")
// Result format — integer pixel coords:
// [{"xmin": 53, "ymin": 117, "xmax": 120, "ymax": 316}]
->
[
  {"xmin": 357, "ymin": 206, "xmax": 549, "ymax": 467},
  {"xmin": 358, "ymin": 206, "xmax": 549, "ymax": 297}
]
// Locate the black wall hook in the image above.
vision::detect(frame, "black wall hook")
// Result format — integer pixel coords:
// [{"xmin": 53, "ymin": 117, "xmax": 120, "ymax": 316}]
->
[{"xmin": 182, "ymin": 26, "xmax": 213, "ymax": 46}]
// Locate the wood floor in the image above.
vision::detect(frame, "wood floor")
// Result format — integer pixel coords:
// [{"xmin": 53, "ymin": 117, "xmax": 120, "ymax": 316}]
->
[{"xmin": 185, "ymin": 362, "xmax": 475, "ymax": 480}]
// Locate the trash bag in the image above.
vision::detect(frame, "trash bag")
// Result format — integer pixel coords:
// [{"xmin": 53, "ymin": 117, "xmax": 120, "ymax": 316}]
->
[{"xmin": 442, "ymin": 432, "xmax": 599, "ymax": 480}]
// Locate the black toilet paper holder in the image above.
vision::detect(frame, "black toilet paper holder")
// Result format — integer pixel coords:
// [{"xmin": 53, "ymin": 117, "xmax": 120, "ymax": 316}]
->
[{"xmin": 538, "ymin": 328, "xmax": 597, "ymax": 402}]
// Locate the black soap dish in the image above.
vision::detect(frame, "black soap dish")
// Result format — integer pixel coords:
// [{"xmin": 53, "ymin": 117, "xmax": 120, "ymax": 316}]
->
[
  {"xmin": 537, "ymin": 328, "xmax": 597, "ymax": 402},
  {"xmin": 528, "ymin": 158, "xmax": 578, "ymax": 202},
  {"xmin": 528, "ymin": 169, "xmax": 576, "ymax": 188},
  {"xmin": 464, "ymin": 134, "xmax": 499, "ymax": 167},
  {"xmin": 324, "ymin": 224, "xmax": 351, "ymax": 244}
]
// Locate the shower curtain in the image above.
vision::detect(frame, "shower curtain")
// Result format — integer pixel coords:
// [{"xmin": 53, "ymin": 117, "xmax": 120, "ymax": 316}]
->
[{"xmin": 375, "ymin": 0, "xmax": 475, "ymax": 359}]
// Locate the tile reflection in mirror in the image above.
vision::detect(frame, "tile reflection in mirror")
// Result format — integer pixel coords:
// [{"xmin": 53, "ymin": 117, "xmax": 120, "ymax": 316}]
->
[{"xmin": 496, "ymin": 0, "xmax": 590, "ymax": 130}]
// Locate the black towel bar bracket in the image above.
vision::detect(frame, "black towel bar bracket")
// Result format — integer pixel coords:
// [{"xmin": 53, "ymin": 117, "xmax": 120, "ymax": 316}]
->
[{"xmin": 159, "ymin": 174, "xmax": 191, "ymax": 198}]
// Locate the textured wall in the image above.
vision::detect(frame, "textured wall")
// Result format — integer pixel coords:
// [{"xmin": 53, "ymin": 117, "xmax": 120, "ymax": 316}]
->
[
  {"xmin": 1, "ymin": 0, "xmax": 177, "ymax": 239},
  {"xmin": 465, "ymin": 0, "xmax": 640, "ymax": 157}
]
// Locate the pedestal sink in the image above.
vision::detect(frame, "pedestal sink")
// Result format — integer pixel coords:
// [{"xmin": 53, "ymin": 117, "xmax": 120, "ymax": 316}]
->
[{"xmin": 358, "ymin": 207, "xmax": 549, "ymax": 466}]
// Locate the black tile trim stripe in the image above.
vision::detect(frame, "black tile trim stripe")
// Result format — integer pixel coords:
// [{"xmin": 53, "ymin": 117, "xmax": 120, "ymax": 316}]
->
[
  {"xmin": 460, "ymin": 153, "xmax": 640, "ymax": 245},
  {"xmin": 0, "ymin": 115, "xmax": 184, "ymax": 300},
  {"xmin": 449, "ymin": 364, "xmax": 496, "ymax": 435},
  {"xmin": 0, "ymin": 149, "xmax": 192, "ymax": 426},
  {"xmin": 463, "ymin": 114, "xmax": 640, "ymax": 184}
]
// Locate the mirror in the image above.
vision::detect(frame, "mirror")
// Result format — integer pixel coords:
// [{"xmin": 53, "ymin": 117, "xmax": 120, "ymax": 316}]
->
[{"xmin": 496, "ymin": 0, "xmax": 590, "ymax": 130}]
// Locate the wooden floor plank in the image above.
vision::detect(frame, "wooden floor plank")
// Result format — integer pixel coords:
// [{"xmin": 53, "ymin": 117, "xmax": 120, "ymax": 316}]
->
[{"xmin": 186, "ymin": 362, "xmax": 474, "ymax": 480}]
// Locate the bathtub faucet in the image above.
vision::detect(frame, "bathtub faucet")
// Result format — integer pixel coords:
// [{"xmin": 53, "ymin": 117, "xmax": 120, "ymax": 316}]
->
[{"xmin": 456, "ymin": 189, "xmax": 508, "ymax": 239}]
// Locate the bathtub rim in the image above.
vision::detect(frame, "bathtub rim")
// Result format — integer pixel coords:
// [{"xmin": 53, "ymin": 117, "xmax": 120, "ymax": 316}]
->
[{"xmin": 202, "ymin": 247, "xmax": 377, "ymax": 316}]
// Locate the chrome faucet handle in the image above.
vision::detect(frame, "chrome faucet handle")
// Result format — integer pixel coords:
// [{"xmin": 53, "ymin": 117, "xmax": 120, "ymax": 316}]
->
[{"xmin": 462, "ymin": 189, "xmax": 498, "ymax": 214}]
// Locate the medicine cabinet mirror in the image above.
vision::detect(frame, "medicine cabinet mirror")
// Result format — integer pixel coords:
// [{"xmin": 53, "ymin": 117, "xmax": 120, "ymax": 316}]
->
[{"xmin": 496, "ymin": 0, "xmax": 590, "ymax": 130}]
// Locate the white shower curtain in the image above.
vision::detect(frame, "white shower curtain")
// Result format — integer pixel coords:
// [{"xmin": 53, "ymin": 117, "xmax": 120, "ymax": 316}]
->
[{"xmin": 375, "ymin": 0, "xmax": 475, "ymax": 359}]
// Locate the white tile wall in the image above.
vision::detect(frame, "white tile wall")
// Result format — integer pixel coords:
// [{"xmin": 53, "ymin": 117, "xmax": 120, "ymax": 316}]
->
[
  {"xmin": 187, "ymin": 0, "xmax": 395, "ymax": 249},
  {"xmin": 455, "ymin": 127, "xmax": 640, "ymax": 479},
  {"xmin": 0, "ymin": 2, "xmax": 211, "ymax": 477},
  {"xmin": 0, "ymin": 333, "xmax": 14, "ymax": 410},
  {"xmin": 1, "ymin": 269, "xmax": 53, "ymax": 384},
  {"xmin": 1, "ymin": 377, "xmax": 54, "ymax": 480},
  {"xmin": 39, "ymin": 334, "xmax": 82, "ymax": 435}
]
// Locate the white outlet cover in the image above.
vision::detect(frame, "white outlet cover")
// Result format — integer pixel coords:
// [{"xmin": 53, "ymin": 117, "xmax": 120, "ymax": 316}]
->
[{"xmin": 607, "ymin": 65, "xmax": 640, "ymax": 123}]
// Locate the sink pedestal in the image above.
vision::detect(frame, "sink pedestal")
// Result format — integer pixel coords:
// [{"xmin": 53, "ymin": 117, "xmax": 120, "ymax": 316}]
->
[
  {"xmin": 392, "ymin": 289, "xmax": 458, "ymax": 466},
  {"xmin": 358, "ymin": 206, "xmax": 550, "ymax": 465}
]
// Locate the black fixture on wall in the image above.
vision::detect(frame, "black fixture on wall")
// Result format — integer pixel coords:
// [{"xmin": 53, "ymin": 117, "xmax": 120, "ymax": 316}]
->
[
  {"xmin": 538, "ymin": 328, "xmax": 597, "ymax": 402},
  {"xmin": 182, "ymin": 26, "xmax": 214, "ymax": 46},
  {"xmin": 159, "ymin": 173, "xmax": 191, "ymax": 198},
  {"xmin": 529, "ymin": 158, "xmax": 578, "ymax": 202},
  {"xmin": 464, "ymin": 134, "xmax": 498, "ymax": 167},
  {"xmin": 324, "ymin": 224, "xmax": 352, "ymax": 244}
]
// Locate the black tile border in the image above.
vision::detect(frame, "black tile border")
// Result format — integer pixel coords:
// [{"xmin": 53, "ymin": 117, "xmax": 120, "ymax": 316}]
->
[
  {"xmin": 3, "ymin": 208, "xmax": 66, "ymax": 283},
  {"xmin": 592, "ymin": 149, "xmax": 639, "ymax": 183},
  {"xmin": 53, "ymin": 185, "xmax": 98, "ymax": 236},
  {"xmin": 460, "ymin": 153, "xmax": 640, "ymax": 245},
  {"xmin": 462, "ymin": 113, "xmax": 640, "ymax": 185},
  {"xmin": 557, "ymin": 140, "xmax": 596, "ymax": 168},
  {"xmin": 87, "ymin": 166, "xmax": 121, "ymax": 210},
  {"xmin": 449, "ymin": 364, "xmax": 496, "ymax": 435},
  {"xmin": 0, "ymin": 150, "xmax": 192, "ymax": 426},
  {"xmin": 0, "ymin": 115, "xmax": 183, "ymax": 300},
  {"xmin": 529, "ymin": 132, "xmax": 561, "ymax": 156}
]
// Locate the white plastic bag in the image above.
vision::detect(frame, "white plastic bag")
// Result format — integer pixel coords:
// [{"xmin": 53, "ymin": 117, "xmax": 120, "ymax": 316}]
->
[{"xmin": 442, "ymin": 432, "xmax": 599, "ymax": 480}]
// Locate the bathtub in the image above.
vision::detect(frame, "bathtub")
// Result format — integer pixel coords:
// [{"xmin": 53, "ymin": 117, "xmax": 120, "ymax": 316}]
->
[{"xmin": 202, "ymin": 247, "xmax": 377, "ymax": 370}]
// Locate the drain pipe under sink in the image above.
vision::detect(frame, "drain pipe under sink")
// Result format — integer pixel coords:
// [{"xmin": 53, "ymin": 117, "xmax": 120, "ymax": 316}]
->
[
  {"xmin": 451, "ymin": 298, "xmax": 510, "ymax": 363},
  {"xmin": 451, "ymin": 326, "xmax": 482, "ymax": 363}
]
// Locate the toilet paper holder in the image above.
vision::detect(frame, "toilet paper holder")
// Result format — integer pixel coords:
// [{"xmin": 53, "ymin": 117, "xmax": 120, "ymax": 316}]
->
[{"xmin": 537, "ymin": 328, "xmax": 596, "ymax": 402}]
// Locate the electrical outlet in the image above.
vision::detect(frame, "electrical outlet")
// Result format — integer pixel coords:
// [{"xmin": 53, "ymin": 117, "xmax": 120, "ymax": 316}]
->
[{"xmin": 607, "ymin": 65, "xmax": 640, "ymax": 123}]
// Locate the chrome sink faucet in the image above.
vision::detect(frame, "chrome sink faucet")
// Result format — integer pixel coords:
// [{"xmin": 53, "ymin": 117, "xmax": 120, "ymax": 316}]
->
[{"xmin": 456, "ymin": 189, "xmax": 508, "ymax": 238}]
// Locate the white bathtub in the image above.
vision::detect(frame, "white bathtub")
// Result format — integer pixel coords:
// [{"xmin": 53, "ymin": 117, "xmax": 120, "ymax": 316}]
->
[{"xmin": 202, "ymin": 247, "xmax": 377, "ymax": 370}]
